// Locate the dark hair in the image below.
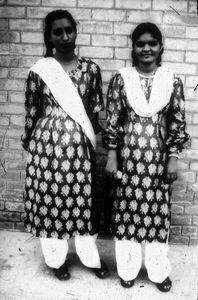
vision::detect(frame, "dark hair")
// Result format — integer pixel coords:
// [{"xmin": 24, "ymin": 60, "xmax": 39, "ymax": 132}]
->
[
  {"xmin": 44, "ymin": 10, "xmax": 77, "ymax": 57},
  {"xmin": 130, "ymin": 22, "xmax": 163, "ymax": 66}
]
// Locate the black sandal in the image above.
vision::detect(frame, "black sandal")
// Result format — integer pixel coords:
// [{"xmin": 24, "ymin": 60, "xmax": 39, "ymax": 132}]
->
[
  {"xmin": 120, "ymin": 278, "xmax": 135, "ymax": 288},
  {"xmin": 156, "ymin": 277, "xmax": 172, "ymax": 292},
  {"xmin": 53, "ymin": 262, "xmax": 70, "ymax": 281},
  {"xmin": 93, "ymin": 260, "xmax": 109, "ymax": 279}
]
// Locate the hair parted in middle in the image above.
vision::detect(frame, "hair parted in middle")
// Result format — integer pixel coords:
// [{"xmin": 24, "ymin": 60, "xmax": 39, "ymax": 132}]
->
[
  {"xmin": 130, "ymin": 22, "xmax": 164, "ymax": 66},
  {"xmin": 44, "ymin": 9, "xmax": 77, "ymax": 58}
]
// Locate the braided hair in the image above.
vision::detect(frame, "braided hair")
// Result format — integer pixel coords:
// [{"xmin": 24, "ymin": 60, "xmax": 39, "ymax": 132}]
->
[
  {"xmin": 130, "ymin": 23, "xmax": 164, "ymax": 66},
  {"xmin": 44, "ymin": 9, "xmax": 77, "ymax": 57}
]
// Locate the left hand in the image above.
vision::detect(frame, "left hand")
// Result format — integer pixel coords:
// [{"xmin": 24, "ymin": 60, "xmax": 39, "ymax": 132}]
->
[{"xmin": 165, "ymin": 156, "xmax": 178, "ymax": 183}]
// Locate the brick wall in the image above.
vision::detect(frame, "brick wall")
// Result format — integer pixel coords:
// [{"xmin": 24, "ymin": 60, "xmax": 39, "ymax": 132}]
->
[{"xmin": 0, "ymin": 0, "xmax": 198, "ymax": 245}]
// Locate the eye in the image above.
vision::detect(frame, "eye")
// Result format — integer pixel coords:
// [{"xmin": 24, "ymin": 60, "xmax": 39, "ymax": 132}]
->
[
  {"xmin": 52, "ymin": 28, "xmax": 63, "ymax": 36},
  {"xmin": 148, "ymin": 41, "xmax": 159, "ymax": 47},
  {"xmin": 135, "ymin": 41, "xmax": 145, "ymax": 48},
  {"xmin": 65, "ymin": 26, "xmax": 74, "ymax": 34}
]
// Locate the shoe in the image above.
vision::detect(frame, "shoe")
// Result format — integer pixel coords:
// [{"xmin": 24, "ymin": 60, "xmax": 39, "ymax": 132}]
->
[
  {"xmin": 120, "ymin": 278, "xmax": 135, "ymax": 288},
  {"xmin": 156, "ymin": 277, "xmax": 172, "ymax": 292},
  {"xmin": 53, "ymin": 262, "xmax": 70, "ymax": 281},
  {"xmin": 93, "ymin": 260, "xmax": 109, "ymax": 279}
]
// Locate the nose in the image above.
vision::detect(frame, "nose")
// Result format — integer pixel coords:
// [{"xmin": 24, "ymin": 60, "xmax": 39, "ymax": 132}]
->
[
  {"xmin": 143, "ymin": 43, "xmax": 150, "ymax": 51},
  {"xmin": 62, "ymin": 30, "xmax": 69, "ymax": 41}
]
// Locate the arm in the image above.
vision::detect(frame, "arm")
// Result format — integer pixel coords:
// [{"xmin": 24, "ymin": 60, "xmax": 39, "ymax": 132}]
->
[
  {"xmin": 103, "ymin": 73, "xmax": 127, "ymax": 175},
  {"xmin": 165, "ymin": 76, "xmax": 190, "ymax": 182},
  {"xmin": 21, "ymin": 71, "xmax": 42, "ymax": 151}
]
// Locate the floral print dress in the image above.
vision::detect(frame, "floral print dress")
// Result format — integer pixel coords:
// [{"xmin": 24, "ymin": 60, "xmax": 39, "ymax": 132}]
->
[
  {"xmin": 21, "ymin": 57, "xmax": 104, "ymax": 239},
  {"xmin": 103, "ymin": 71, "xmax": 189, "ymax": 243}
]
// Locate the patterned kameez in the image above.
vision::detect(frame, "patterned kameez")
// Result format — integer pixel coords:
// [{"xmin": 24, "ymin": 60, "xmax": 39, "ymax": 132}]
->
[{"xmin": 103, "ymin": 67, "xmax": 189, "ymax": 281}]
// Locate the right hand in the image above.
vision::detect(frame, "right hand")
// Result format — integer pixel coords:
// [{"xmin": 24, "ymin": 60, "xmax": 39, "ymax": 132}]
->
[{"xmin": 105, "ymin": 150, "xmax": 118, "ymax": 177}]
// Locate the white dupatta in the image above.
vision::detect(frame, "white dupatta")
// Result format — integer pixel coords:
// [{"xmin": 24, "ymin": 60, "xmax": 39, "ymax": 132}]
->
[
  {"xmin": 120, "ymin": 67, "xmax": 174, "ymax": 117},
  {"xmin": 30, "ymin": 57, "xmax": 96, "ymax": 150}
]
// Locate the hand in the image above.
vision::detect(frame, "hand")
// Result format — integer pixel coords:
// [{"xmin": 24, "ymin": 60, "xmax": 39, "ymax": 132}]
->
[
  {"xmin": 105, "ymin": 150, "xmax": 118, "ymax": 179},
  {"xmin": 165, "ymin": 156, "xmax": 178, "ymax": 183}
]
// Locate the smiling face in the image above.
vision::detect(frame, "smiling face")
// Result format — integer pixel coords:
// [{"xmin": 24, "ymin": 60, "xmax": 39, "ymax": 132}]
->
[
  {"xmin": 133, "ymin": 32, "xmax": 162, "ymax": 67},
  {"xmin": 49, "ymin": 18, "xmax": 77, "ymax": 55}
]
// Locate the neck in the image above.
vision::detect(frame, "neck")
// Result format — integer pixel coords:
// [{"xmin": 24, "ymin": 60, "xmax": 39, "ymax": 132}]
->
[
  {"xmin": 54, "ymin": 51, "xmax": 77, "ymax": 63},
  {"xmin": 136, "ymin": 62, "xmax": 158, "ymax": 76}
]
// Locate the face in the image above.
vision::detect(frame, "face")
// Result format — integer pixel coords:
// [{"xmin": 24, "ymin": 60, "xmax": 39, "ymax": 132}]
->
[
  {"xmin": 133, "ymin": 32, "xmax": 162, "ymax": 66},
  {"xmin": 49, "ymin": 18, "xmax": 77, "ymax": 54}
]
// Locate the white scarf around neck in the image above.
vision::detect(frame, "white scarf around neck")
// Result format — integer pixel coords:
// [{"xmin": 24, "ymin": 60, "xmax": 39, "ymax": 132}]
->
[
  {"xmin": 120, "ymin": 66, "xmax": 174, "ymax": 117},
  {"xmin": 31, "ymin": 57, "xmax": 96, "ymax": 150}
]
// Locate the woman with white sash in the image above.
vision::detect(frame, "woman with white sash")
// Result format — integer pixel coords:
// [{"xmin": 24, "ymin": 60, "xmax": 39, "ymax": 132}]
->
[
  {"xmin": 103, "ymin": 23, "xmax": 189, "ymax": 291},
  {"xmin": 21, "ymin": 10, "xmax": 109, "ymax": 280}
]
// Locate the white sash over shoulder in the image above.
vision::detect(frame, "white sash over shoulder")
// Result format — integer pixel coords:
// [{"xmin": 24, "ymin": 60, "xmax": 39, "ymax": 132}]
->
[
  {"xmin": 31, "ymin": 57, "xmax": 96, "ymax": 150},
  {"xmin": 120, "ymin": 66, "xmax": 174, "ymax": 117}
]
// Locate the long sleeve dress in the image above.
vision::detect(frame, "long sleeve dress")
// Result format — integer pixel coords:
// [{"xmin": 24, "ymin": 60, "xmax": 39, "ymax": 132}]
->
[
  {"xmin": 21, "ymin": 57, "xmax": 104, "ymax": 239},
  {"xmin": 103, "ymin": 69, "xmax": 189, "ymax": 243}
]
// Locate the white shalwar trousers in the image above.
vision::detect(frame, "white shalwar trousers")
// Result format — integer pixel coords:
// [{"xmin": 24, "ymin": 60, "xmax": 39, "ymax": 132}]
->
[
  {"xmin": 40, "ymin": 234, "xmax": 101, "ymax": 269},
  {"xmin": 115, "ymin": 240, "xmax": 171, "ymax": 283}
]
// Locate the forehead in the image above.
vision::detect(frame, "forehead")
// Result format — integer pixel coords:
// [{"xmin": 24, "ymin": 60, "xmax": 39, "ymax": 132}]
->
[
  {"xmin": 137, "ymin": 32, "xmax": 158, "ymax": 41},
  {"xmin": 51, "ymin": 18, "xmax": 72, "ymax": 29}
]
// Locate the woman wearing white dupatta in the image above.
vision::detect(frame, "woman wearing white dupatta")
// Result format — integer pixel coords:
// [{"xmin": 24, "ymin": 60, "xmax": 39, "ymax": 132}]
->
[
  {"xmin": 103, "ymin": 23, "xmax": 189, "ymax": 291},
  {"xmin": 21, "ymin": 10, "xmax": 109, "ymax": 280}
]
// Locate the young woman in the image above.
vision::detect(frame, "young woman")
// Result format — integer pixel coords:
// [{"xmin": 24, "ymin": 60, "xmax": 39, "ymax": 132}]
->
[
  {"xmin": 103, "ymin": 23, "xmax": 189, "ymax": 292},
  {"xmin": 21, "ymin": 9, "xmax": 109, "ymax": 280}
]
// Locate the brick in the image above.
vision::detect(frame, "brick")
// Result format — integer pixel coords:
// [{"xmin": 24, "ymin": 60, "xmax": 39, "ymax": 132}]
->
[
  {"xmin": 0, "ymin": 201, "xmax": 4, "ymax": 210},
  {"xmin": 9, "ymin": 68, "xmax": 29, "ymax": 79},
  {"xmin": 114, "ymin": 23, "xmax": 135, "ymax": 36},
  {"xmin": 172, "ymin": 191, "xmax": 193, "ymax": 205},
  {"xmin": 0, "ymin": 44, "xmax": 9, "ymax": 55},
  {"xmin": 0, "ymin": 91, "xmax": 8, "ymax": 102},
  {"xmin": 80, "ymin": 21, "xmax": 113, "ymax": 34},
  {"xmin": 153, "ymin": 0, "xmax": 187, "ymax": 12},
  {"xmin": 188, "ymin": 1, "xmax": 197, "ymax": 14},
  {"xmin": 185, "ymin": 101, "xmax": 198, "ymax": 112},
  {"xmin": 171, "ymin": 214, "xmax": 192, "ymax": 225},
  {"xmin": 94, "ymin": 59, "xmax": 124, "ymax": 71},
  {"xmin": 192, "ymin": 216, "xmax": 198, "ymax": 226},
  {"xmin": 186, "ymin": 112, "xmax": 192, "ymax": 124},
  {"xmin": 115, "ymin": 48, "xmax": 131, "ymax": 60},
  {"xmin": 163, "ymin": 50, "xmax": 184, "ymax": 62},
  {"xmin": 161, "ymin": 25, "xmax": 186, "ymax": 38},
  {"xmin": 42, "ymin": 0, "xmax": 76, "ymax": 6},
  {"xmin": 0, "ymin": 104, "xmax": 24, "ymax": 114},
  {"xmin": 6, "ymin": 171, "xmax": 20, "ymax": 181},
  {"xmin": 186, "ymin": 52, "xmax": 198, "ymax": 63},
  {"xmin": 0, "ymin": 221, "xmax": 15, "ymax": 230},
  {"xmin": 7, "ymin": 159, "xmax": 26, "ymax": 171},
  {"xmin": 79, "ymin": 46, "xmax": 113, "ymax": 59},
  {"xmin": 0, "ymin": 7, "xmax": 25, "ymax": 18},
  {"xmin": 187, "ymin": 125, "xmax": 198, "ymax": 138},
  {"xmin": 185, "ymin": 87, "xmax": 198, "ymax": 100},
  {"xmin": 15, "ymin": 222, "xmax": 25, "ymax": 231},
  {"xmin": 190, "ymin": 162, "xmax": 198, "ymax": 171},
  {"xmin": 178, "ymin": 170, "xmax": 196, "ymax": 182},
  {"xmin": 10, "ymin": 115, "xmax": 25, "ymax": 127},
  {"xmin": 0, "ymin": 68, "xmax": 8, "ymax": 78},
  {"xmin": 0, "ymin": 211, "xmax": 21, "ymax": 222},
  {"xmin": 9, "ymin": 92, "xmax": 25, "ymax": 103},
  {"xmin": 0, "ymin": 31, "xmax": 20, "ymax": 43},
  {"xmin": 8, "ymin": 0, "xmax": 40, "ymax": 4},
  {"xmin": 0, "ymin": 19, "xmax": 8, "ymax": 30},
  {"xmin": 171, "ymin": 204, "xmax": 184, "ymax": 214},
  {"xmin": 182, "ymin": 226, "xmax": 198, "ymax": 236},
  {"xmin": 93, "ymin": 9, "xmax": 126, "ymax": 21},
  {"xmin": 169, "ymin": 235, "xmax": 189, "ymax": 245},
  {"xmin": 5, "ymin": 201, "xmax": 24, "ymax": 212},
  {"xmin": 9, "ymin": 44, "xmax": 43, "ymax": 56},
  {"xmin": 188, "ymin": 182, "xmax": 198, "ymax": 193},
  {"xmin": 165, "ymin": 38, "xmax": 198, "ymax": 51},
  {"xmin": 127, "ymin": 10, "xmax": 163, "ymax": 24},
  {"xmin": 177, "ymin": 159, "xmax": 189, "ymax": 170},
  {"xmin": 9, "ymin": 19, "xmax": 42, "ymax": 31},
  {"xmin": 101, "ymin": 71, "xmax": 113, "ymax": 83},
  {"xmin": 9, "ymin": 139, "xmax": 23, "ymax": 150},
  {"xmin": 170, "ymin": 225, "xmax": 182, "ymax": 235},
  {"xmin": 19, "ymin": 56, "xmax": 39, "ymax": 68},
  {"xmin": 185, "ymin": 75, "xmax": 198, "ymax": 88},
  {"xmin": 186, "ymin": 27, "xmax": 198, "ymax": 39},
  {"xmin": 92, "ymin": 35, "xmax": 127, "ymax": 47},
  {"xmin": 0, "ymin": 56, "xmax": 19, "ymax": 67},
  {"xmin": 189, "ymin": 238, "xmax": 198, "ymax": 246},
  {"xmin": 6, "ymin": 128, "xmax": 23, "ymax": 138},
  {"xmin": 0, "ymin": 79, "xmax": 24, "ymax": 91},
  {"xmin": 116, "ymin": 0, "xmax": 151, "ymax": 9},
  {"xmin": 191, "ymin": 138, "xmax": 198, "ymax": 149},
  {"xmin": 163, "ymin": 62, "xmax": 197, "ymax": 75},
  {"xmin": 21, "ymin": 32, "xmax": 43, "ymax": 44},
  {"xmin": 79, "ymin": 0, "xmax": 113, "ymax": 8},
  {"xmin": 0, "ymin": 117, "xmax": 9, "ymax": 126},
  {"xmin": 185, "ymin": 205, "xmax": 198, "ymax": 215},
  {"xmin": 76, "ymin": 34, "xmax": 90, "ymax": 46},
  {"xmin": 163, "ymin": 12, "xmax": 198, "ymax": 25}
]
